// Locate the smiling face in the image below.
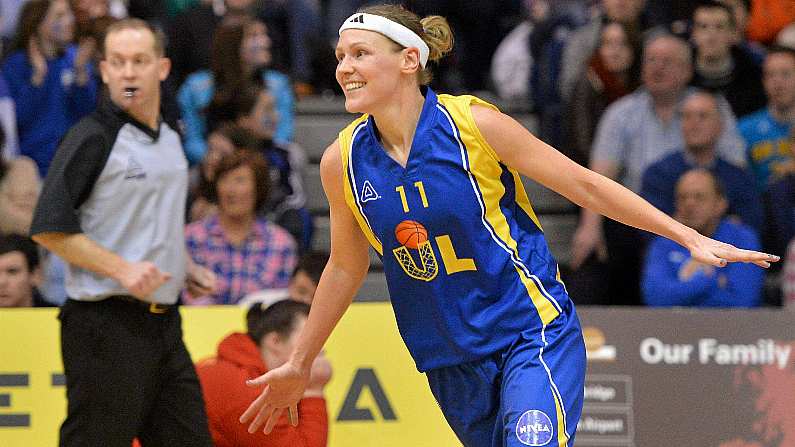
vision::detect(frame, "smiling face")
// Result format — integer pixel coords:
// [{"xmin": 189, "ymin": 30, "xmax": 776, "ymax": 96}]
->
[
  {"xmin": 335, "ymin": 28, "xmax": 409, "ymax": 113},
  {"xmin": 216, "ymin": 164, "xmax": 258, "ymax": 220}
]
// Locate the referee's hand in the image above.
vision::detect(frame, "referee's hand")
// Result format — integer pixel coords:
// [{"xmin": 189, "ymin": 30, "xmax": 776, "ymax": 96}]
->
[{"xmin": 118, "ymin": 261, "xmax": 172, "ymax": 300}]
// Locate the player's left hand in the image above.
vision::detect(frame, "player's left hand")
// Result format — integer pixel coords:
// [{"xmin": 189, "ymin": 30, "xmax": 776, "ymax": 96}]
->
[
  {"xmin": 685, "ymin": 232, "xmax": 779, "ymax": 268},
  {"xmin": 186, "ymin": 263, "xmax": 216, "ymax": 297}
]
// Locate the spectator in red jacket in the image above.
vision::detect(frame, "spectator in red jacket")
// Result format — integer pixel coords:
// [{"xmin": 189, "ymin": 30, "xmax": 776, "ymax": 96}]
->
[{"xmin": 196, "ymin": 300, "xmax": 330, "ymax": 447}]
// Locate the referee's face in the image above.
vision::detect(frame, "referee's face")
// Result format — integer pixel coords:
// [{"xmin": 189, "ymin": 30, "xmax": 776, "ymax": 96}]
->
[{"xmin": 101, "ymin": 27, "xmax": 171, "ymax": 121}]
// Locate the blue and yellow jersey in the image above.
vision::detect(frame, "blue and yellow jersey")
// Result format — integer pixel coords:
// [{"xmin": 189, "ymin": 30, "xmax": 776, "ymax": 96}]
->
[
  {"xmin": 737, "ymin": 109, "xmax": 793, "ymax": 189},
  {"xmin": 339, "ymin": 88, "xmax": 572, "ymax": 371}
]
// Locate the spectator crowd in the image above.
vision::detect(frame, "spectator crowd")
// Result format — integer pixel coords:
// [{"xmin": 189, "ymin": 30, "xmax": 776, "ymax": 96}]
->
[
  {"xmin": 1, "ymin": 4, "xmax": 794, "ymax": 304},
  {"xmin": 0, "ymin": 1, "xmax": 793, "ymax": 445}
]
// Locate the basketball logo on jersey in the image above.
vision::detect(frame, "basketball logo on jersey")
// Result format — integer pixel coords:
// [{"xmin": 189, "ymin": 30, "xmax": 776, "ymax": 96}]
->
[
  {"xmin": 360, "ymin": 180, "xmax": 381, "ymax": 203},
  {"xmin": 393, "ymin": 220, "xmax": 438, "ymax": 281},
  {"xmin": 515, "ymin": 410, "xmax": 554, "ymax": 446}
]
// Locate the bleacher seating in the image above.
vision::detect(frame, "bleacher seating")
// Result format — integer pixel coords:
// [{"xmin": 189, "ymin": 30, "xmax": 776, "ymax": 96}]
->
[{"xmin": 295, "ymin": 96, "xmax": 577, "ymax": 301}]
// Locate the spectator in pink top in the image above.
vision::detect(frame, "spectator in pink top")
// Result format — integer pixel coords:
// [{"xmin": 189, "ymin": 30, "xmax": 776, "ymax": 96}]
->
[{"xmin": 185, "ymin": 149, "xmax": 297, "ymax": 305}]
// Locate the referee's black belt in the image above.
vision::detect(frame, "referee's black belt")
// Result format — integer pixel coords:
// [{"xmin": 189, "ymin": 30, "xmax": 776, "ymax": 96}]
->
[{"xmin": 108, "ymin": 295, "xmax": 175, "ymax": 314}]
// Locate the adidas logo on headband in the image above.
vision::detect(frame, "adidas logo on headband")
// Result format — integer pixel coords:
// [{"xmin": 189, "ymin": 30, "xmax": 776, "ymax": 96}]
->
[{"xmin": 339, "ymin": 12, "xmax": 430, "ymax": 67}]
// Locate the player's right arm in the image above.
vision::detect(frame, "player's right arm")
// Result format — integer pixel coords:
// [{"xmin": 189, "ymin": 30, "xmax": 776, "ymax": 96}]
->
[{"xmin": 241, "ymin": 139, "xmax": 371, "ymax": 434}]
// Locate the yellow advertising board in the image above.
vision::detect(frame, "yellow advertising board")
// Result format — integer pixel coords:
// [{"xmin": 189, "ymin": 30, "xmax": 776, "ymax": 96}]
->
[{"xmin": 0, "ymin": 304, "xmax": 460, "ymax": 446}]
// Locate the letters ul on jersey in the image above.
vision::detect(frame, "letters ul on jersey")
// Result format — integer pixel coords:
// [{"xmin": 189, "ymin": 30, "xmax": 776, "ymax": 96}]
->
[{"xmin": 339, "ymin": 88, "xmax": 573, "ymax": 372}]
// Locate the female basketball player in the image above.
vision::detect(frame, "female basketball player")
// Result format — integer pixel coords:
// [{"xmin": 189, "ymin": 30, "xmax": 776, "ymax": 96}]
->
[{"xmin": 240, "ymin": 5, "xmax": 779, "ymax": 446}]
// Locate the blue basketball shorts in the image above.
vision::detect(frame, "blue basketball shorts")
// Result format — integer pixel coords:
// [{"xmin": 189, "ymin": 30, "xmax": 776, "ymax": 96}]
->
[{"xmin": 426, "ymin": 308, "xmax": 586, "ymax": 447}]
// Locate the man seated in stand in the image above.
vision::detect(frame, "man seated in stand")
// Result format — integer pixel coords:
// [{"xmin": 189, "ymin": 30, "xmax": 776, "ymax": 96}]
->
[{"xmin": 642, "ymin": 169, "xmax": 764, "ymax": 307}]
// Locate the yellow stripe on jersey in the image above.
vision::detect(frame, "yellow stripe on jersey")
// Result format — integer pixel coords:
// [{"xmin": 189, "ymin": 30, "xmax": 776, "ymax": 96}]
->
[
  {"xmin": 555, "ymin": 265, "xmax": 567, "ymax": 291},
  {"xmin": 438, "ymin": 94, "xmax": 560, "ymax": 325},
  {"xmin": 513, "ymin": 172, "xmax": 569, "ymax": 292},
  {"xmin": 552, "ymin": 387, "xmax": 569, "ymax": 447},
  {"xmin": 512, "ymin": 171, "xmax": 543, "ymax": 231},
  {"xmin": 338, "ymin": 115, "xmax": 383, "ymax": 256}
]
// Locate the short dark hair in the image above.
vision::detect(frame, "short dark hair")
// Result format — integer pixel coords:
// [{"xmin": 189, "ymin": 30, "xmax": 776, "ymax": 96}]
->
[
  {"xmin": 683, "ymin": 88, "xmax": 721, "ymax": 113},
  {"xmin": 293, "ymin": 250, "xmax": 329, "ymax": 285},
  {"xmin": 213, "ymin": 149, "xmax": 270, "ymax": 211},
  {"xmin": 767, "ymin": 45, "xmax": 795, "ymax": 64},
  {"xmin": 0, "ymin": 234, "xmax": 39, "ymax": 272},
  {"xmin": 217, "ymin": 124, "xmax": 261, "ymax": 152},
  {"xmin": 693, "ymin": 0, "xmax": 736, "ymax": 28},
  {"xmin": 102, "ymin": 18, "xmax": 165, "ymax": 57},
  {"xmin": 247, "ymin": 300, "xmax": 310, "ymax": 345},
  {"xmin": 680, "ymin": 168, "xmax": 726, "ymax": 198}
]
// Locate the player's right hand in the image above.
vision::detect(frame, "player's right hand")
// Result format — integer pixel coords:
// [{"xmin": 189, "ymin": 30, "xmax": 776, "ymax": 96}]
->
[
  {"xmin": 241, "ymin": 361, "xmax": 310, "ymax": 434},
  {"xmin": 118, "ymin": 261, "xmax": 172, "ymax": 299}
]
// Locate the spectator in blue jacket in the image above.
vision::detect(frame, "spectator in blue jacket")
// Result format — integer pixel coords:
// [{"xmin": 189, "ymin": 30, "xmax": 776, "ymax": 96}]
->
[
  {"xmin": 642, "ymin": 168, "xmax": 764, "ymax": 307},
  {"xmin": 1, "ymin": 0, "xmax": 98, "ymax": 177},
  {"xmin": 642, "ymin": 90, "xmax": 763, "ymax": 232},
  {"xmin": 737, "ymin": 46, "xmax": 795, "ymax": 190},
  {"xmin": 177, "ymin": 17, "xmax": 293, "ymax": 165}
]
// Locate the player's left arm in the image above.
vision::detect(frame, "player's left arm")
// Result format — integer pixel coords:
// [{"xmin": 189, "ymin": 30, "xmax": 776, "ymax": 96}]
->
[{"xmin": 470, "ymin": 104, "xmax": 779, "ymax": 268}]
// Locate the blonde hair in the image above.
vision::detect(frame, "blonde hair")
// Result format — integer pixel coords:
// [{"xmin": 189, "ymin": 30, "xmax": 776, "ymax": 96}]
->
[{"xmin": 360, "ymin": 4, "xmax": 453, "ymax": 85}]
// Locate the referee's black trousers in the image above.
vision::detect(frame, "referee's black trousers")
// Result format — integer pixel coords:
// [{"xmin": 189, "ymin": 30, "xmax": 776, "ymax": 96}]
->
[{"xmin": 58, "ymin": 298, "xmax": 213, "ymax": 447}]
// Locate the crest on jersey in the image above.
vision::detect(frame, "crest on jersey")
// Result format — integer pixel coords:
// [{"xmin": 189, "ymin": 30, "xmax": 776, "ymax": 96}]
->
[
  {"xmin": 360, "ymin": 180, "xmax": 381, "ymax": 203},
  {"xmin": 124, "ymin": 155, "xmax": 146, "ymax": 180},
  {"xmin": 393, "ymin": 242, "xmax": 438, "ymax": 282}
]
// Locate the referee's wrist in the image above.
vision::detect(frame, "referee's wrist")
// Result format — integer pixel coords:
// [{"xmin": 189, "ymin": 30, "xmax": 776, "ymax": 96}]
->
[{"xmin": 108, "ymin": 258, "xmax": 132, "ymax": 283}]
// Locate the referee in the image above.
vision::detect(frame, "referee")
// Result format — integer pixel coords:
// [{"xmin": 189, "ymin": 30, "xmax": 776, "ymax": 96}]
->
[{"xmin": 31, "ymin": 19, "xmax": 215, "ymax": 447}]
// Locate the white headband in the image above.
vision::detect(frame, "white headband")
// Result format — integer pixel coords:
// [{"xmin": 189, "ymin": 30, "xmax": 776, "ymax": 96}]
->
[{"xmin": 339, "ymin": 13, "xmax": 430, "ymax": 68}]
